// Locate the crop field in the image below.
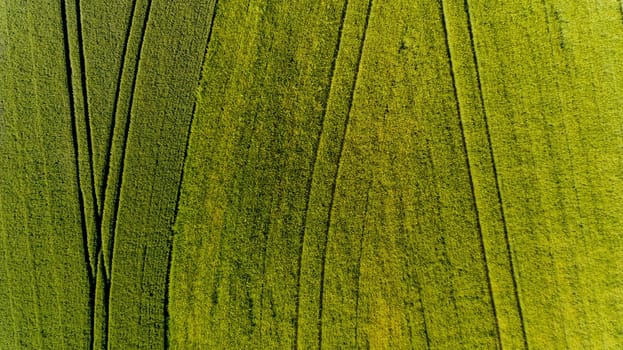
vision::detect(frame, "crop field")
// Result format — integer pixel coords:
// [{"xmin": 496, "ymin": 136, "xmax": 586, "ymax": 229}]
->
[{"xmin": 1, "ymin": 0, "xmax": 622, "ymax": 349}]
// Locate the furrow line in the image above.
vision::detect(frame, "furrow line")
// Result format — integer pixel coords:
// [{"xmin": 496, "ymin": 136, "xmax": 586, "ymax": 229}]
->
[
  {"xmin": 463, "ymin": 0, "xmax": 529, "ymax": 347},
  {"xmin": 318, "ymin": 0, "xmax": 373, "ymax": 347},
  {"xmin": 438, "ymin": 0, "xmax": 502, "ymax": 346},
  {"xmin": 292, "ymin": 0, "xmax": 349, "ymax": 346}
]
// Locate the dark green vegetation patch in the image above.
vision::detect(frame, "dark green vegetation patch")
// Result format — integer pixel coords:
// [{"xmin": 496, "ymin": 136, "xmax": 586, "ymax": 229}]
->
[{"xmin": 1, "ymin": 0, "xmax": 622, "ymax": 349}]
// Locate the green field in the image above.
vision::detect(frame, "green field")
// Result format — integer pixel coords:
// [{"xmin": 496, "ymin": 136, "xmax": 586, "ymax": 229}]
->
[{"xmin": 1, "ymin": 0, "xmax": 622, "ymax": 349}]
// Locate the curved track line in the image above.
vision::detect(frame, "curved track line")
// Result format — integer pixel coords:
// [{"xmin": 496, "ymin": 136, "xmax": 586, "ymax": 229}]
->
[
  {"xmin": 75, "ymin": 0, "xmax": 101, "ymax": 251},
  {"xmin": 164, "ymin": 2, "xmax": 220, "ymax": 348},
  {"xmin": 60, "ymin": 2, "xmax": 96, "ymax": 348},
  {"xmin": 99, "ymin": 0, "xmax": 139, "ymax": 220},
  {"xmin": 463, "ymin": 0, "xmax": 529, "ymax": 347},
  {"xmin": 292, "ymin": 1, "xmax": 349, "ymax": 346},
  {"xmin": 317, "ymin": 0, "xmax": 373, "ymax": 347},
  {"xmin": 104, "ymin": 1, "xmax": 153, "ymax": 347}
]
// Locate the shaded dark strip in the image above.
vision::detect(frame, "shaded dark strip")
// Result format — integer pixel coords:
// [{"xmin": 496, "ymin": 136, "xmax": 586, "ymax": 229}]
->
[
  {"xmin": 437, "ymin": 0, "xmax": 502, "ymax": 347},
  {"xmin": 318, "ymin": 0, "xmax": 373, "ymax": 347},
  {"xmin": 464, "ymin": 0, "xmax": 529, "ymax": 347},
  {"xmin": 60, "ymin": 1, "xmax": 95, "ymax": 349},
  {"xmin": 291, "ymin": 1, "xmax": 349, "ymax": 347}
]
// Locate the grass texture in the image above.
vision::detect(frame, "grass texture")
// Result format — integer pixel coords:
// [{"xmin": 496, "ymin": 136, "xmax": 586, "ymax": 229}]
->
[{"xmin": 1, "ymin": 0, "xmax": 622, "ymax": 349}]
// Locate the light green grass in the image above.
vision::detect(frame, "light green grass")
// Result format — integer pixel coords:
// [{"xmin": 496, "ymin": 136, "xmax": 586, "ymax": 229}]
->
[
  {"xmin": 171, "ymin": 0, "xmax": 623, "ymax": 349},
  {"xmin": 1, "ymin": 0, "xmax": 622, "ymax": 349}
]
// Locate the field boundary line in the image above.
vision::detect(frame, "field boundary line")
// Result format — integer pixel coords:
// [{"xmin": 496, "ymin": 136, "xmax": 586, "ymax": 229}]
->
[
  {"xmin": 463, "ymin": 0, "xmax": 529, "ymax": 347},
  {"xmin": 318, "ymin": 0, "xmax": 373, "ymax": 347},
  {"xmin": 165, "ymin": 1, "xmax": 220, "ymax": 348}
]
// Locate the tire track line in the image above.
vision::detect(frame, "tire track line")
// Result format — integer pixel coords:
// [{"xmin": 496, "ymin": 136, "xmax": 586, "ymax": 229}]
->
[
  {"xmin": 71, "ymin": 8, "xmax": 103, "ymax": 346},
  {"xmin": 60, "ymin": 3, "xmax": 96, "ymax": 348},
  {"xmin": 100, "ymin": 0, "xmax": 142, "ymax": 279},
  {"xmin": 463, "ymin": 0, "xmax": 529, "ymax": 347},
  {"xmin": 292, "ymin": 1, "xmax": 348, "ymax": 346},
  {"xmin": 103, "ymin": 1, "xmax": 153, "ymax": 346},
  {"xmin": 75, "ymin": 0, "xmax": 101, "ymax": 249},
  {"xmin": 103, "ymin": 0, "xmax": 152, "ymax": 277},
  {"xmin": 99, "ymin": 0, "xmax": 139, "ymax": 220},
  {"xmin": 62, "ymin": 0, "xmax": 99, "ymax": 280},
  {"xmin": 318, "ymin": 0, "xmax": 373, "ymax": 347},
  {"xmin": 61, "ymin": 0, "xmax": 94, "ymax": 285},
  {"xmin": 437, "ymin": 1, "xmax": 502, "ymax": 347}
]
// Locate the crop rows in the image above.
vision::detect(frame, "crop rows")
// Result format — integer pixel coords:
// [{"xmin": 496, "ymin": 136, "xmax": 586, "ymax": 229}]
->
[
  {"xmin": 1, "ymin": 0, "xmax": 215, "ymax": 348},
  {"xmin": 170, "ymin": 0, "xmax": 623, "ymax": 348},
  {"xmin": 1, "ymin": 0, "xmax": 623, "ymax": 349}
]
